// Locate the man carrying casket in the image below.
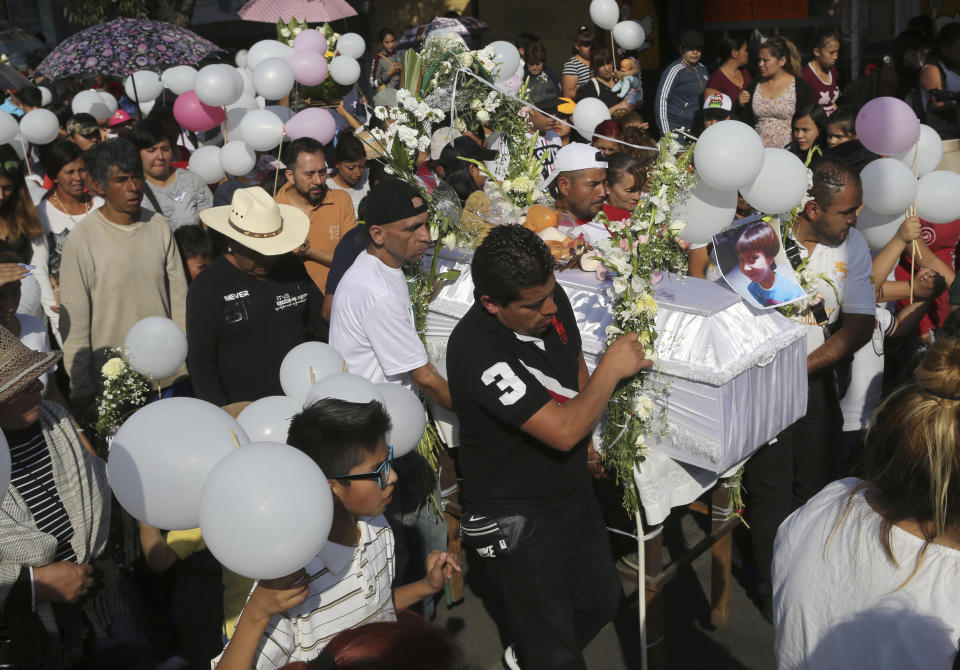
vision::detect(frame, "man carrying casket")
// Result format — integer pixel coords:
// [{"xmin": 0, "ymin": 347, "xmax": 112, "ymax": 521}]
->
[
  {"xmin": 746, "ymin": 159, "xmax": 874, "ymax": 618},
  {"xmin": 446, "ymin": 225, "xmax": 650, "ymax": 670}
]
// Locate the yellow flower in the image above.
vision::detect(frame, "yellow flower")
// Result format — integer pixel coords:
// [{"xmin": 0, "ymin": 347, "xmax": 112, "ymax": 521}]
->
[
  {"xmin": 635, "ymin": 293, "xmax": 658, "ymax": 316},
  {"xmin": 101, "ymin": 357, "xmax": 124, "ymax": 379},
  {"xmin": 638, "ymin": 330, "xmax": 651, "ymax": 346}
]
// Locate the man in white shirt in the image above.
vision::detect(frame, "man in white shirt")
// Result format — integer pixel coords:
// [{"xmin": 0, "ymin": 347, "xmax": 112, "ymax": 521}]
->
[{"xmin": 746, "ymin": 159, "xmax": 874, "ymax": 618}]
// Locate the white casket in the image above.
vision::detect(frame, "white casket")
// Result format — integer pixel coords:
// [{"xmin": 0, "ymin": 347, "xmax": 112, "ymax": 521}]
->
[{"xmin": 422, "ymin": 249, "xmax": 808, "ymax": 473}]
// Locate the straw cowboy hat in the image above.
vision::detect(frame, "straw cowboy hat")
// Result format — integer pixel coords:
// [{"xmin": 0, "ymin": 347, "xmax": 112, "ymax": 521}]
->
[
  {"xmin": 0, "ymin": 326, "xmax": 61, "ymax": 402},
  {"xmin": 199, "ymin": 186, "xmax": 310, "ymax": 256}
]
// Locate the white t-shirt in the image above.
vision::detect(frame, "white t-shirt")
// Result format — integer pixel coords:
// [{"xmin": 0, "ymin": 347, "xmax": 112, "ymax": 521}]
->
[
  {"xmin": 787, "ymin": 227, "xmax": 875, "ymax": 355},
  {"xmin": 840, "ymin": 305, "xmax": 894, "ymax": 432},
  {"xmin": 329, "ymin": 251, "xmax": 428, "ymax": 388},
  {"xmin": 327, "ymin": 171, "xmax": 370, "ymax": 216},
  {"xmin": 773, "ymin": 478, "xmax": 960, "ymax": 670},
  {"xmin": 17, "ymin": 313, "xmax": 52, "ymax": 394}
]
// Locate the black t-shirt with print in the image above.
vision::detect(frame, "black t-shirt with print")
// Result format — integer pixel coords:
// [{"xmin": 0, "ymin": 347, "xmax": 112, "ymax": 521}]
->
[
  {"xmin": 186, "ymin": 254, "xmax": 327, "ymax": 405},
  {"xmin": 447, "ymin": 282, "xmax": 589, "ymax": 516}
]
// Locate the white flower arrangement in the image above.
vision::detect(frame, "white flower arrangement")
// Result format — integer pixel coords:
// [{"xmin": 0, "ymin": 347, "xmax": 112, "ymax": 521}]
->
[{"xmin": 94, "ymin": 349, "xmax": 152, "ymax": 441}]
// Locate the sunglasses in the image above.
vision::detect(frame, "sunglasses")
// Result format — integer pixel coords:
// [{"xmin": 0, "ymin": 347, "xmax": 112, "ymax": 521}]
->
[{"xmin": 331, "ymin": 444, "xmax": 394, "ymax": 490}]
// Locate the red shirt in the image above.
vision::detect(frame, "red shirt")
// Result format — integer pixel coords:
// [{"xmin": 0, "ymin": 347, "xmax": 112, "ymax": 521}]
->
[
  {"xmin": 894, "ymin": 218, "xmax": 960, "ymax": 335},
  {"xmin": 801, "ymin": 63, "xmax": 840, "ymax": 116},
  {"xmin": 705, "ymin": 68, "xmax": 752, "ymax": 103}
]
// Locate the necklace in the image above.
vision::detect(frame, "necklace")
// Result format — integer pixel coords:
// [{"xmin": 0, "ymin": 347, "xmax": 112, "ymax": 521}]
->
[{"xmin": 52, "ymin": 190, "xmax": 90, "ymax": 224}]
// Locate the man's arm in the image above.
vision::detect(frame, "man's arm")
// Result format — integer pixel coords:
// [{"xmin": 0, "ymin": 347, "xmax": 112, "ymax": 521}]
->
[
  {"xmin": 522, "ymin": 334, "xmax": 651, "ymax": 452},
  {"xmin": 165, "ymin": 229, "xmax": 189, "ymax": 336},
  {"xmin": 410, "ymin": 362, "xmax": 451, "ymax": 410},
  {"xmin": 58, "ymin": 238, "xmax": 94, "ymax": 409},
  {"xmin": 302, "ymin": 247, "xmax": 334, "ymax": 268},
  {"xmin": 806, "ymin": 312, "xmax": 873, "ymax": 375}
]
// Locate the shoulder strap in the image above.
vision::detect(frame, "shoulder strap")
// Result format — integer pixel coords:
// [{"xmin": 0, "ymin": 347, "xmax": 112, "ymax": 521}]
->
[
  {"xmin": 142, "ymin": 183, "xmax": 164, "ymax": 215},
  {"xmin": 782, "ymin": 234, "xmax": 829, "ymax": 325}
]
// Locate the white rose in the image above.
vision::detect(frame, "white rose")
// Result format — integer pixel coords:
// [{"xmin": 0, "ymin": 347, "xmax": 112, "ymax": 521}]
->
[
  {"xmin": 612, "ymin": 275, "xmax": 628, "ymax": 295},
  {"xmin": 501, "ymin": 179, "xmax": 512, "ymax": 192},
  {"xmin": 458, "ymin": 52, "xmax": 474, "ymax": 67},
  {"xmin": 429, "ymin": 224, "xmax": 439, "ymax": 241},
  {"xmin": 633, "ymin": 394, "xmax": 655, "ymax": 420},
  {"xmin": 476, "ymin": 109, "xmax": 490, "ymax": 124},
  {"xmin": 668, "ymin": 219, "xmax": 686, "ymax": 236},
  {"xmin": 442, "ymin": 232, "xmax": 457, "ymax": 249},
  {"xmin": 280, "ymin": 27, "xmax": 291, "ymax": 37}
]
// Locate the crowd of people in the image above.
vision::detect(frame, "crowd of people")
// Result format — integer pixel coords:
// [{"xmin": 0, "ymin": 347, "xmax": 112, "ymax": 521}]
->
[{"xmin": 0, "ymin": 10, "xmax": 960, "ymax": 670}]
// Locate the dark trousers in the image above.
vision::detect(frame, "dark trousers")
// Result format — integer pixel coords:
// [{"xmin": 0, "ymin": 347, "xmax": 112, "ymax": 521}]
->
[
  {"xmin": 480, "ymin": 486, "xmax": 622, "ymax": 670},
  {"xmin": 746, "ymin": 373, "xmax": 844, "ymax": 591}
]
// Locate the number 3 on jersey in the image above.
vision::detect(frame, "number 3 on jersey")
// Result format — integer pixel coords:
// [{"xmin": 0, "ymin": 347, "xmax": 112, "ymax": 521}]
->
[{"xmin": 481, "ymin": 362, "xmax": 527, "ymax": 406}]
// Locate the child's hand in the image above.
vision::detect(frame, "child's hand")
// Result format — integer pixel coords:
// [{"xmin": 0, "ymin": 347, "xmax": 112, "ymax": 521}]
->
[
  {"xmin": 246, "ymin": 569, "xmax": 310, "ymax": 623},
  {"xmin": 424, "ymin": 551, "xmax": 461, "ymax": 592},
  {"xmin": 897, "ymin": 215, "xmax": 923, "ymax": 244}
]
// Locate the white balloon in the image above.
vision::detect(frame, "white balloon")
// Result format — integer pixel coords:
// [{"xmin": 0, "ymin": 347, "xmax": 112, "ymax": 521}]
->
[
  {"xmin": 235, "ymin": 48, "xmax": 249, "ymax": 69},
  {"xmin": 572, "ymin": 97, "xmax": 611, "ymax": 138},
  {"xmin": 38, "ymin": 86, "xmax": 52, "ymax": 107},
  {"xmin": 19, "ymin": 109, "xmax": 60, "ymax": 145},
  {"xmin": 0, "ymin": 111, "xmax": 17, "ymax": 144},
  {"xmin": 375, "ymin": 383, "xmax": 426, "ymax": 458},
  {"xmin": 225, "ymin": 108, "xmax": 249, "ymax": 136},
  {"xmin": 489, "ymin": 40, "xmax": 521, "ymax": 81},
  {"xmin": 337, "ymin": 32, "xmax": 366, "ymax": 60},
  {"xmin": 857, "ymin": 208, "xmax": 906, "ymax": 251},
  {"xmin": 740, "ymin": 148, "xmax": 809, "ymax": 214},
  {"xmin": 195, "ymin": 63, "xmax": 244, "ymax": 107},
  {"xmin": 253, "ymin": 57, "xmax": 295, "ymax": 100},
  {"xmin": 161, "ymin": 65, "xmax": 198, "ymax": 96},
  {"xmin": 894, "ymin": 124, "xmax": 945, "ymax": 178},
  {"xmin": 304, "ymin": 373, "xmax": 384, "ymax": 407},
  {"xmin": 237, "ymin": 396, "xmax": 299, "ymax": 443},
  {"xmin": 247, "ymin": 39, "xmax": 294, "ymax": 72},
  {"xmin": 0, "ymin": 431, "xmax": 9, "ymax": 503},
  {"xmin": 329, "ymin": 56, "xmax": 360, "ymax": 86},
  {"xmin": 694, "ymin": 120, "xmax": 764, "ymax": 191},
  {"xmin": 123, "ymin": 70, "xmax": 163, "ymax": 103},
  {"xmin": 238, "ymin": 67, "xmax": 256, "ymax": 97},
  {"xmin": 860, "ymin": 158, "xmax": 918, "ymax": 215},
  {"xmin": 675, "ymin": 180, "xmax": 738, "ymax": 245},
  {"xmin": 238, "ymin": 109, "xmax": 285, "ymax": 152},
  {"xmin": 226, "ymin": 93, "xmax": 258, "ymax": 113},
  {"xmin": 916, "ymin": 170, "xmax": 960, "ymax": 223},
  {"xmin": 279, "ymin": 342, "xmax": 346, "ymax": 403},
  {"xmin": 71, "ymin": 89, "xmax": 110, "ymax": 120},
  {"xmin": 612, "ymin": 21, "xmax": 646, "ymax": 51},
  {"xmin": 589, "ymin": 0, "xmax": 620, "ymax": 30},
  {"xmin": 108, "ymin": 398, "xmax": 249, "ymax": 529},
  {"xmin": 189, "ymin": 145, "xmax": 225, "ymax": 183},
  {"xmin": 199, "ymin": 442, "xmax": 333, "ymax": 579},
  {"xmin": 124, "ymin": 316, "xmax": 187, "ymax": 380},
  {"xmin": 139, "ymin": 99, "xmax": 155, "ymax": 116},
  {"xmin": 220, "ymin": 140, "xmax": 257, "ymax": 176},
  {"xmin": 98, "ymin": 90, "xmax": 118, "ymax": 116}
]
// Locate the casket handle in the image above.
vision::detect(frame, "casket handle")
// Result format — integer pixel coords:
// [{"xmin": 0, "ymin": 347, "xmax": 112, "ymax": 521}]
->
[{"xmin": 756, "ymin": 350, "xmax": 777, "ymax": 367}]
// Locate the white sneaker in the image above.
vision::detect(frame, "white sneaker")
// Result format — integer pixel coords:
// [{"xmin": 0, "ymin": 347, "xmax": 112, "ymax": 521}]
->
[{"xmin": 503, "ymin": 644, "xmax": 522, "ymax": 670}]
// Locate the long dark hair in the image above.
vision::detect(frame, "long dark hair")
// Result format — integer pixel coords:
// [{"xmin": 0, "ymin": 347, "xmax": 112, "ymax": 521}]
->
[{"xmin": 0, "ymin": 144, "xmax": 43, "ymax": 242}]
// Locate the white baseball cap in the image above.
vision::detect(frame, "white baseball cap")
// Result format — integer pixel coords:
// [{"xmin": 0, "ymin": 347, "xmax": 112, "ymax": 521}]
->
[
  {"xmin": 543, "ymin": 142, "xmax": 608, "ymax": 186},
  {"xmin": 703, "ymin": 92, "xmax": 733, "ymax": 112},
  {"xmin": 430, "ymin": 126, "xmax": 461, "ymax": 161}
]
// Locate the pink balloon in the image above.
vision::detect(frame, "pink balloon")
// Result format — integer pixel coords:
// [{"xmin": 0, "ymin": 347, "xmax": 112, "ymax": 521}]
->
[
  {"xmin": 856, "ymin": 97, "xmax": 921, "ymax": 156},
  {"xmin": 293, "ymin": 29, "xmax": 328, "ymax": 54},
  {"xmin": 284, "ymin": 108, "xmax": 336, "ymax": 145},
  {"xmin": 174, "ymin": 91, "xmax": 225, "ymax": 132},
  {"xmin": 288, "ymin": 51, "xmax": 329, "ymax": 87}
]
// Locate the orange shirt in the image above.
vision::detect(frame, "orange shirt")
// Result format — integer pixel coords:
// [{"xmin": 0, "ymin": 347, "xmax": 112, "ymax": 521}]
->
[{"xmin": 274, "ymin": 182, "xmax": 357, "ymax": 290}]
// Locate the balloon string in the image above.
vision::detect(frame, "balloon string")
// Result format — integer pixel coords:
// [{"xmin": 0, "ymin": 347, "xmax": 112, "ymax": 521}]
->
[
  {"xmin": 230, "ymin": 429, "xmax": 240, "ymax": 448},
  {"xmin": 309, "ymin": 365, "xmax": 316, "ymax": 385},
  {"xmin": 272, "ymin": 129, "xmax": 286, "ymax": 197},
  {"xmin": 222, "ymin": 107, "xmax": 228, "ymax": 143},
  {"xmin": 910, "ymin": 242, "xmax": 916, "ymax": 305},
  {"xmin": 18, "ymin": 133, "xmax": 32, "ymax": 176}
]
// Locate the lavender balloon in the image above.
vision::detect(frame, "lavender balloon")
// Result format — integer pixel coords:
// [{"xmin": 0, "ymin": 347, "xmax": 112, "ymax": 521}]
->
[
  {"xmin": 293, "ymin": 29, "xmax": 328, "ymax": 54},
  {"xmin": 284, "ymin": 108, "xmax": 336, "ymax": 145},
  {"xmin": 856, "ymin": 97, "xmax": 921, "ymax": 156},
  {"xmin": 288, "ymin": 51, "xmax": 328, "ymax": 86}
]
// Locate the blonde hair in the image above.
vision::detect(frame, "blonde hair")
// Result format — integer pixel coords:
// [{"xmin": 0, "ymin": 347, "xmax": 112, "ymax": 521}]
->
[
  {"xmin": 761, "ymin": 36, "xmax": 802, "ymax": 77},
  {"xmin": 831, "ymin": 338, "xmax": 960, "ymax": 588}
]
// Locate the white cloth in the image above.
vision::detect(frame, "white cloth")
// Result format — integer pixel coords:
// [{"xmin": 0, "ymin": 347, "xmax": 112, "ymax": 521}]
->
[
  {"xmin": 219, "ymin": 516, "xmax": 396, "ymax": 669},
  {"xmin": 840, "ymin": 306, "xmax": 894, "ymax": 431},
  {"xmin": 773, "ymin": 478, "xmax": 960, "ymax": 670},
  {"xmin": 787, "ymin": 227, "xmax": 875, "ymax": 354},
  {"xmin": 326, "ymin": 171, "xmax": 370, "ymax": 216},
  {"xmin": 329, "ymin": 251, "xmax": 428, "ymax": 388},
  {"xmin": 17, "ymin": 313, "xmax": 53, "ymax": 394}
]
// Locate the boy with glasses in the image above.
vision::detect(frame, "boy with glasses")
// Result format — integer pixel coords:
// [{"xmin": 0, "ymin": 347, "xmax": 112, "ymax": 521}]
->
[{"xmin": 215, "ymin": 398, "xmax": 459, "ymax": 670}]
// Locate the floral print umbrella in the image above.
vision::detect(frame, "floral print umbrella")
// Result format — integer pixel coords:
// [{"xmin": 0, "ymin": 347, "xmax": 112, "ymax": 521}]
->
[{"xmin": 35, "ymin": 18, "xmax": 224, "ymax": 79}]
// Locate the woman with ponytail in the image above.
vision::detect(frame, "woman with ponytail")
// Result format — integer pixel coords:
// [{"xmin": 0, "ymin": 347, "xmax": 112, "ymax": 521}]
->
[
  {"xmin": 773, "ymin": 337, "xmax": 960, "ymax": 669},
  {"xmin": 742, "ymin": 36, "xmax": 814, "ymax": 148}
]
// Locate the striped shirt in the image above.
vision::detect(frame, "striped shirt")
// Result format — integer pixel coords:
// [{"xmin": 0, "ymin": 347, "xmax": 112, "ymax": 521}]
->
[
  {"xmin": 562, "ymin": 57, "xmax": 592, "ymax": 88},
  {"xmin": 224, "ymin": 515, "xmax": 397, "ymax": 668}
]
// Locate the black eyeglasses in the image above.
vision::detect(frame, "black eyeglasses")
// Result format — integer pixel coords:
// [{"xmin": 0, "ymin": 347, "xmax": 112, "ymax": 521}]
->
[{"xmin": 331, "ymin": 445, "xmax": 394, "ymax": 489}]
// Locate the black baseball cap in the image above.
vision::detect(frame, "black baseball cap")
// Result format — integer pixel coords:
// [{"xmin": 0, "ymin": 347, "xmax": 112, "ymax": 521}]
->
[
  {"xmin": 680, "ymin": 30, "xmax": 704, "ymax": 49},
  {"xmin": 438, "ymin": 136, "xmax": 498, "ymax": 175},
  {"xmin": 364, "ymin": 178, "xmax": 428, "ymax": 226},
  {"xmin": 528, "ymin": 76, "xmax": 559, "ymax": 114}
]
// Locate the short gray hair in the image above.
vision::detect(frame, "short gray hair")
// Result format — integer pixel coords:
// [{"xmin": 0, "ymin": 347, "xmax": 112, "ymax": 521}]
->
[{"xmin": 84, "ymin": 138, "xmax": 143, "ymax": 190}]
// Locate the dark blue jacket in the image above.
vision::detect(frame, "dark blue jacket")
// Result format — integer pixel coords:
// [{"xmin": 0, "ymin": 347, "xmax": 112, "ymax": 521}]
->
[{"xmin": 654, "ymin": 59, "xmax": 709, "ymax": 135}]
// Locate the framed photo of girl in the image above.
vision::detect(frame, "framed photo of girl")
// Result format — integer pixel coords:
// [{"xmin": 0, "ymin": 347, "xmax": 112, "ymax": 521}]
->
[{"xmin": 711, "ymin": 217, "xmax": 807, "ymax": 310}]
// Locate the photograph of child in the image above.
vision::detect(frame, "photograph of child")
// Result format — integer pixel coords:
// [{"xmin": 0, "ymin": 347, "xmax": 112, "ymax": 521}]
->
[{"xmin": 711, "ymin": 219, "xmax": 807, "ymax": 309}]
